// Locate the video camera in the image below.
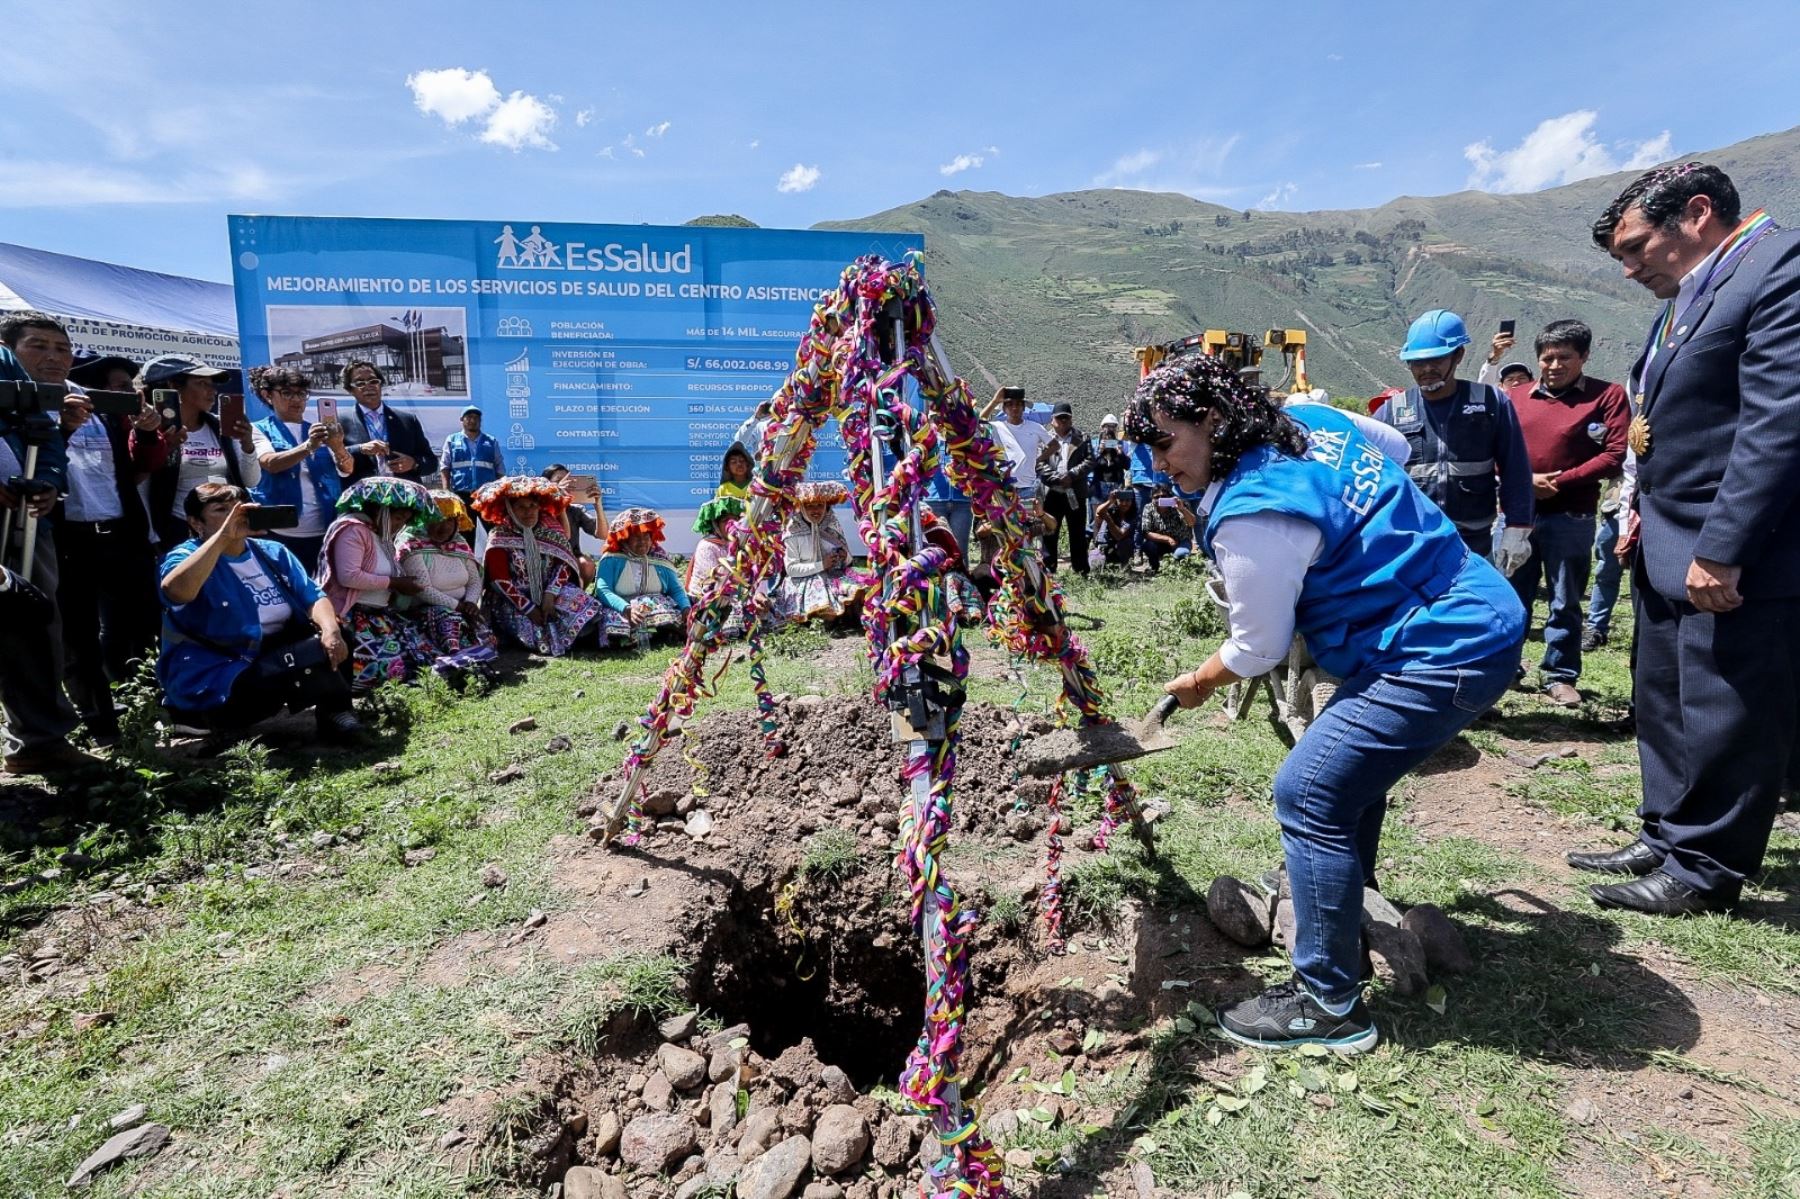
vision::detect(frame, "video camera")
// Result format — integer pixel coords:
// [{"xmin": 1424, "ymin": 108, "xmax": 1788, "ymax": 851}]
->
[{"xmin": 0, "ymin": 379, "xmax": 142, "ymax": 418}]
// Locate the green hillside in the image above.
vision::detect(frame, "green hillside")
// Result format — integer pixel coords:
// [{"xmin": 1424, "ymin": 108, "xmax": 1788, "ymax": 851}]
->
[{"xmin": 817, "ymin": 125, "xmax": 1800, "ymax": 419}]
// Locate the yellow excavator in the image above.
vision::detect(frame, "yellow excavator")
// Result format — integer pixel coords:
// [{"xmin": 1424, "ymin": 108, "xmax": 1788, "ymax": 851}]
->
[{"xmin": 1134, "ymin": 328, "xmax": 1311, "ymax": 394}]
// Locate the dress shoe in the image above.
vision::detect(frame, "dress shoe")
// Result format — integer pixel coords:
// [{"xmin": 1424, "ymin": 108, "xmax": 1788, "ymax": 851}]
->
[
  {"xmin": 1566, "ymin": 840, "xmax": 1661, "ymax": 876},
  {"xmin": 2, "ymin": 742, "xmax": 104, "ymax": 777},
  {"xmin": 1544, "ymin": 682, "xmax": 1582, "ymax": 707},
  {"xmin": 1590, "ymin": 869, "xmax": 1734, "ymax": 916}
]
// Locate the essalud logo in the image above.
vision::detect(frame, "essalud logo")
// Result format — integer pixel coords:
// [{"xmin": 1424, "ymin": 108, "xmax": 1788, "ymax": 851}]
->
[{"xmin": 492, "ymin": 223, "xmax": 693, "ymax": 275}]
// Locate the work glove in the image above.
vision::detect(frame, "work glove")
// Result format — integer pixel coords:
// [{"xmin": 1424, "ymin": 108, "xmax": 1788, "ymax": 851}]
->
[
  {"xmin": 0, "ymin": 564, "xmax": 55, "ymax": 625},
  {"xmin": 1495, "ymin": 526, "xmax": 1533, "ymax": 577}
]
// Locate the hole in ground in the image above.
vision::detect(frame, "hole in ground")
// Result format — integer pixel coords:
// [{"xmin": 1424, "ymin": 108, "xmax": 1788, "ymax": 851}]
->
[{"xmin": 692, "ymin": 877, "xmax": 928, "ymax": 1090}]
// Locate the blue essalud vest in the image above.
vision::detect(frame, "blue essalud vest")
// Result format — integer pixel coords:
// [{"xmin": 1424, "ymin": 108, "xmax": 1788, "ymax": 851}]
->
[
  {"xmin": 1384, "ymin": 382, "xmax": 1500, "ymax": 534},
  {"xmin": 1202, "ymin": 405, "xmax": 1524, "ymax": 679},
  {"xmin": 250, "ymin": 417, "xmax": 343, "ymax": 513}
]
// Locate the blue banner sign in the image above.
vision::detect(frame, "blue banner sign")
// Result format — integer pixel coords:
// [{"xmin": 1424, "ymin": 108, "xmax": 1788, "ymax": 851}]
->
[{"xmin": 227, "ymin": 216, "xmax": 922, "ymax": 541}]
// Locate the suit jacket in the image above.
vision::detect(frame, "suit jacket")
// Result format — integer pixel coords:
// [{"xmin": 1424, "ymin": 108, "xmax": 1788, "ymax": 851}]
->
[
  {"xmin": 1632, "ymin": 226, "xmax": 1800, "ymax": 600},
  {"xmin": 341, "ymin": 402, "xmax": 438, "ymax": 484},
  {"xmin": 1036, "ymin": 430, "xmax": 1096, "ymax": 503}
]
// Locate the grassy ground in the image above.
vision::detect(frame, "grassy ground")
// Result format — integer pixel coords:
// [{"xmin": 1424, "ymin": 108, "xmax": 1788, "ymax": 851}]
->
[{"xmin": 2, "ymin": 564, "xmax": 1797, "ymax": 1198}]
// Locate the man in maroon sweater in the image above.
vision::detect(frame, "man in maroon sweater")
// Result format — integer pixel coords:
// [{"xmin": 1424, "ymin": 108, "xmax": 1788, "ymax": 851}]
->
[{"xmin": 1505, "ymin": 319, "xmax": 1631, "ymax": 705}]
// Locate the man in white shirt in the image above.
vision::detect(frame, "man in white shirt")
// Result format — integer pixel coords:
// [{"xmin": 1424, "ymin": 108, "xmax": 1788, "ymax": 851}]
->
[{"xmin": 988, "ymin": 389, "xmax": 1050, "ymax": 504}]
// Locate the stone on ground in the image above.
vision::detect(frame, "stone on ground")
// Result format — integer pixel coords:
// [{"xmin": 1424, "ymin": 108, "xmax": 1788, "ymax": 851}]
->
[
  {"xmin": 1366, "ymin": 921, "xmax": 1429, "ymax": 996},
  {"xmin": 1206, "ymin": 875, "xmax": 1274, "ymax": 947},
  {"xmin": 1400, "ymin": 903, "xmax": 1475, "ymax": 974},
  {"xmin": 66, "ymin": 1122, "xmax": 170, "ymax": 1189},
  {"xmin": 810, "ymin": 1104, "xmax": 869, "ymax": 1175},
  {"xmin": 619, "ymin": 1112, "xmax": 699, "ymax": 1173},
  {"xmin": 658, "ymin": 1011, "xmax": 701, "ymax": 1041},
  {"xmin": 737, "ymin": 1134, "xmax": 812, "ymax": 1199},
  {"xmin": 658, "ymin": 1042, "xmax": 708, "ymax": 1090}
]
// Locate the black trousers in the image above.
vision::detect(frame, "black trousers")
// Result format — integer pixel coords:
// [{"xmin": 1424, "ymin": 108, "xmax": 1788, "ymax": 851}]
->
[
  {"xmin": 168, "ymin": 625, "xmax": 352, "ymax": 732},
  {"xmin": 56, "ymin": 518, "xmax": 159, "ymax": 738},
  {"xmin": 1041, "ymin": 490, "xmax": 1089, "ymax": 575},
  {"xmin": 1633, "ymin": 578, "xmax": 1799, "ymax": 897}
]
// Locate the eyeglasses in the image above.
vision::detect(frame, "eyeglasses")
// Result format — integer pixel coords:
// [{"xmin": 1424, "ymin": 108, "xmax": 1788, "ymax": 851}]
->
[
  {"xmin": 348, "ymin": 377, "xmax": 381, "ymax": 387},
  {"xmin": 273, "ymin": 387, "xmax": 309, "ymax": 397}
]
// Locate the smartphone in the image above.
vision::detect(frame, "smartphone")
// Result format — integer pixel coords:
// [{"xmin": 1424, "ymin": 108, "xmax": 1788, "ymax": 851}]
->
[
  {"xmin": 315, "ymin": 395, "xmax": 339, "ymax": 427},
  {"xmin": 244, "ymin": 505, "xmax": 299, "ymax": 532},
  {"xmin": 1498, "ymin": 319, "xmax": 1517, "ymax": 336},
  {"xmin": 85, "ymin": 388, "xmax": 140, "ymax": 417},
  {"xmin": 219, "ymin": 392, "xmax": 246, "ymax": 434},
  {"xmin": 563, "ymin": 473, "xmax": 599, "ymax": 500},
  {"xmin": 1001, "ymin": 386, "xmax": 1026, "ymax": 401},
  {"xmin": 1156, "ymin": 497, "xmax": 1179, "ymax": 509},
  {"xmin": 153, "ymin": 388, "xmax": 180, "ymax": 430}
]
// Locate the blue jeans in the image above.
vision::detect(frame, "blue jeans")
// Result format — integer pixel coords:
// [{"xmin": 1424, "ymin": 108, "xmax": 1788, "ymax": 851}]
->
[
  {"xmin": 1275, "ymin": 648, "xmax": 1516, "ymax": 1004},
  {"xmin": 1586, "ymin": 512, "xmax": 1623, "ymax": 638},
  {"xmin": 927, "ymin": 500, "xmax": 973, "ymax": 561},
  {"xmin": 1508, "ymin": 511, "xmax": 1595, "ymax": 686}
]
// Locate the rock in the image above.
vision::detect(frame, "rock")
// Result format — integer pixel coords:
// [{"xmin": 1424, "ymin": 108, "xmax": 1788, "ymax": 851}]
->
[
  {"xmin": 1365, "ymin": 921, "xmax": 1429, "ymax": 997},
  {"xmin": 625, "ymin": 1073, "xmax": 648, "ymax": 1094},
  {"xmin": 811, "ymin": 1105, "xmax": 869, "ymax": 1175},
  {"xmin": 1400, "ymin": 904, "xmax": 1474, "ymax": 975},
  {"xmin": 598, "ymin": 1175, "xmax": 628, "ymax": 1199},
  {"xmin": 1004, "ymin": 1147, "xmax": 1035, "ymax": 1170},
  {"xmin": 804, "ymin": 1183, "xmax": 846, "ymax": 1199},
  {"xmin": 642, "ymin": 1070, "xmax": 676, "ymax": 1112},
  {"xmin": 817, "ymin": 1064, "xmax": 856, "ymax": 1106},
  {"xmin": 59, "ymin": 850, "xmax": 97, "ymax": 869},
  {"xmin": 1360, "ymin": 887, "xmax": 1406, "ymax": 929},
  {"xmin": 675, "ymin": 1173, "xmax": 716, "ymax": 1199},
  {"xmin": 611, "ymin": 720, "xmax": 632, "ymax": 741},
  {"xmin": 708, "ymin": 1023, "xmax": 752, "ymax": 1050},
  {"xmin": 438, "ymin": 1129, "xmax": 466, "ymax": 1149},
  {"xmin": 686, "ymin": 810, "xmax": 715, "ymax": 839},
  {"xmin": 66, "ymin": 1122, "xmax": 170, "ymax": 1188},
  {"xmin": 546, "ymin": 734, "xmax": 573, "ymax": 754},
  {"xmin": 1206, "ymin": 876, "xmax": 1273, "ymax": 948},
  {"xmin": 659, "ymin": 1011, "xmax": 701, "ymax": 1041},
  {"xmin": 659, "ymin": 1043, "xmax": 709, "ymax": 1090},
  {"xmin": 980, "ymin": 1109, "xmax": 1017, "ymax": 1142},
  {"xmin": 769, "ymin": 1039, "xmax": 822, "ymax": 1090},
  {"xmin": 1046, "ymin": 1028, "xmax": 1080, "ymax": 1055},
  {"xmin": 561, "ymin": 1165, "xmax": 610, "ymax": 1199},
  {"xmin": 107, "ymin": 1104, "xmax": 148, "ymax": 1131},
  {"xmin": 871, "ymin": 1118, "xmax": 914, "ymax": 1168},
  {"xmin": 710, "ymin": 1081, "xmax": 741, "ymax": 1137},
  {"xmin": 488, "ymin": 764, "xmax": 526, "ymax": 784},
  {"xmin": 620, "ymin": 1112, "xmax": 700, "ymax": 1173},
  {"xmin": 624, "ymin": 877, "xmax": 649, "ymax": 899},
  {"xmin": 310, "ymin": 831, "xmax": 335, "ymax": 850},
  {"xmin": 1272, "ymin": 897, "xmax": 1298, "ymax": 950},
  {"xmin": 1564, "ymin": 1096, "xmax": 1598, "ymax": 1125},
  {"xmin": 508, "ymin": 717, "xmax": 538, "ymax": 734},
  {"xmin": 644, "ymin": 788, "xmax": 681, "ymax": 817},
  {"xmin": 739, "ymin": 1108, "xmax": 783, "ymax": 1159},
  {"xmin": 779, "ymin": 1098, "xmax": 813, "ymax": 1135},
  {"xmin": 737, "ymin": 1134, "xmax": 812, "ymax": 1199},
  {"xmin": 71, "ymin": 1011, "xmax": 115, "ymax": 1032},
  {"xmin": 590, "ymin": 1109, "xmax": 621, "ymax": 1157},
  {"xmin": 480, "ymin": 863, "xmax": 508, "ymax": 889},
  {"xmin": 676, "ymin": 1153, "xmax": 706, "ymax": 1181},
  {"xmin": 565, "ymin": 1112, "xmax": 588, "ymax": 1138},
  {"xmin": 708, "ymin": 1044, "xmax": 744, "ymax": 1083},
  {"xmin": 677, "ymin": 793, "xmax": 697, "ymax": 816}
]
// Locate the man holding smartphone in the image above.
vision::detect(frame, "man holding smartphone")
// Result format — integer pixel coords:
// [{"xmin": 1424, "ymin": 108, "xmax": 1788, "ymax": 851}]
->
[{"xmin": 1035, "ymin": 401, "xmax": 1094, "ymax": 574}]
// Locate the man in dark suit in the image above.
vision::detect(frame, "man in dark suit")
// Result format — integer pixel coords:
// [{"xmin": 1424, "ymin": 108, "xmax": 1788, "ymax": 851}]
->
[
  {"xmin": 337, "ymin": 360, "xmax": 438, "ymax": 484},
  {"xmin": 1036, "ymin": 401, "xmax": 1095, "ymax": 574},
  {"xmin": 1569, "ymin": 163, "xmax": 1800, "ymax": 915}
]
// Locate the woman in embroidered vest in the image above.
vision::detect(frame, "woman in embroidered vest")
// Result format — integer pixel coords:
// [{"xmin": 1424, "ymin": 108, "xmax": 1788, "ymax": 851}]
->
[
  {"xmin": 778, "ymin": 480, "xmax": 857, "ymax": 623},
  {"xmin": 316, "ymin": 476, "xmax": 437, "ymax": 691},
  {"xmin": 397, "ymin": 491, "xmax": 499, "ymax": 677},
  {"xmin": 474, "ymin": 476, "xmax": 602, "ymax": 656},
  {"xmin": 594, "ymin": 507, "xmax": 691, "ymax": 648}
]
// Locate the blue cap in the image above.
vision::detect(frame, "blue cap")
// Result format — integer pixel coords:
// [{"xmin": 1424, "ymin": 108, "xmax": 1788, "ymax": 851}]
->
[{"xmin": 1399, "ymin": 310, "xmax": 1471, "ymax": 361}]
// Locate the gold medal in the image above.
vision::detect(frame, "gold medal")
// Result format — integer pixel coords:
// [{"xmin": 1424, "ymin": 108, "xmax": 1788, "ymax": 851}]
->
[{"xmin": 1628, "ymin": 412, "xmax": 1653, "ymax": 456}]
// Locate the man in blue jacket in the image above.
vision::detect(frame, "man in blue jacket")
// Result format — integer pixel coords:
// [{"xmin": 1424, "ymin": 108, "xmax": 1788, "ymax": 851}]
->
[{"xmin": 1569, "ymin": 163, "xmax": 1800, "ymax": 915}]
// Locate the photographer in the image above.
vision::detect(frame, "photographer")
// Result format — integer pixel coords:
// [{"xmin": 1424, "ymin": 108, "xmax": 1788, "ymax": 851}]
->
[
  {"xmin": 142, "ymin": 355, "xmax": 261, "ymax": 553},
  {"xmin": 1139, "ymin": 482, "xmax": 1198, "ymax": 572},
  {"xmin": 0, "ymin": 343, "xmax": 94, "ymax": 776},
  {"xmin": 158, "ymin": 483, "xmax": 364, "ymax": 745},
  {"xmin": 248, "ymin": 365, "xmax": 352, "ymax": 573}
]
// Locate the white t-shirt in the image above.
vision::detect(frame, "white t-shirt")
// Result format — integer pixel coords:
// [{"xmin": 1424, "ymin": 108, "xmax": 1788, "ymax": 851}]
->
[
  {"xmin": 226, "ymin": 551, "xmax": 295, "ymax": 634},
  {"xmin": 65, "ymin": 418, "xmax": 123, "ymax": 522},
  {"xmin": 251, "ymin": 422, "xmax": 330, "ymax": 537},
  {"xmin": 990, "ymin": 417, "xmax": 1051, "ymax": 494},
  {"xmin": 172, "ymin": 423, "xmax": 262, "ymax": 519}
]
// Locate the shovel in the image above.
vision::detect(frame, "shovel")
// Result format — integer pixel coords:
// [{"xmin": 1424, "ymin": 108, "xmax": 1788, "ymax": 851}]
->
[{"xmin": 1016, "ymin": 695, "xmax": 1183, "ymax": 778}]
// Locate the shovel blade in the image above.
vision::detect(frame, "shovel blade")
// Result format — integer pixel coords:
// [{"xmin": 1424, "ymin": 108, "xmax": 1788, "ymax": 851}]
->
[{"xmin": 1016, "ymin": 719, "xmax": 1180, "ymax": 777}]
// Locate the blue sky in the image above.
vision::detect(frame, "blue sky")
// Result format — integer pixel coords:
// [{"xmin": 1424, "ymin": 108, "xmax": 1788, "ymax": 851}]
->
[{"xmin": 3, "ymin": 0, "xmax": 1797, "ymax": 283}]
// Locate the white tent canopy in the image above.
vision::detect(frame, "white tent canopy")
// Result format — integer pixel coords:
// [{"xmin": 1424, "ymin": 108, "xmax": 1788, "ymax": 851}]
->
[{"xmin": 0, "ymin": 242, "xmax": 238, "ymax": 370}]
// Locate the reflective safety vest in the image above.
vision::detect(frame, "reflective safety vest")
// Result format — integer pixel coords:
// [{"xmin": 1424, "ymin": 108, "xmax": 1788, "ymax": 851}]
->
[{"xmin": 1384, "ymin": 382, "xmax": 1501, "ymax": 535}]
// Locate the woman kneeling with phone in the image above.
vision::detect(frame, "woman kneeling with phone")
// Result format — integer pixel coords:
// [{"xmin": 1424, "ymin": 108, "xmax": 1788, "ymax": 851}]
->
[{"xmin": 157, "ymin": 482, "xmax": 367, "ymax": 745}]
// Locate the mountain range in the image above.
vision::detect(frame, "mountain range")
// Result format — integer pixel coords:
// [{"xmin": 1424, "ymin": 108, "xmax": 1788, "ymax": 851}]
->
[{"xmin": 811, "ymin": 124, "xmax": 1800, "ymax": 418}]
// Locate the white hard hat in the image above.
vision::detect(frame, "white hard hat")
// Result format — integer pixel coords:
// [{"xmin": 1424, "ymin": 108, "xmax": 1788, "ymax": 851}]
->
[{"xmin": 1100, "ymin": 413, "xmax": 1119, "ymax": 427}]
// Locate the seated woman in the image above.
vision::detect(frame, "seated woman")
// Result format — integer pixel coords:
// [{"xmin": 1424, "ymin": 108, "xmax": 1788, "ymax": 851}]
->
[
  {"xmin": 594, "ymin": 507, "xmax": 691, "ymax": 648},
  {"xmin": 157, "ymin": 482, "xmax": 365, "ymax": 744},
  {"xmin": 397, "ymin": 491, "xmax": 499, "ymax": 677},
  {"xmin": 716, "ymin": 442, "xmax": 754, "ymax": 503},
  {"xmin": 1089, "ymin": 488, "xmax": 1141, "ymax": 568},
  {"xmin": 920, "ymin": 511, "xmax": 983, "ymax": 627},
  {"xmin": 317, "ymin": 476, "xmax": 436, "ymax": 692},
  {"xmin": 474, "ymin": 476, "xmax": 603, "ymax": 655},
  {"xmin": 779, "ymin": 481, "xmax": 858, "ymax": 623},
  {"xmin": 686, "ymin": 495, "xmax": 746, "ymax": 639}
]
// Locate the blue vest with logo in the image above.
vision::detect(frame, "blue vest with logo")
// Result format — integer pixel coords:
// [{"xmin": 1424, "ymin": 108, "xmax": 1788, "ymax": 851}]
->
[
  {"xmin": 1203, "ymin": 405, "xmax": 1523, "ymax": 679},
  {"xmin": 251, "ymin": 417, "xmax": 343, "ymax": 513},
  {"xmin": 1382, "ymin": 381, "xmax": 1500, "ymax": 534},
  {"xmin": 443, "ymin": 431, "xmax": 502, "ymax": 493}
]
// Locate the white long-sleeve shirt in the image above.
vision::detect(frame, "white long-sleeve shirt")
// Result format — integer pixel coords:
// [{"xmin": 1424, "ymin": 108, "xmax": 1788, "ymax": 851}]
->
[{"xmin": 1196, "ymin": 479, "xmax": 1323, "ymax": 677}]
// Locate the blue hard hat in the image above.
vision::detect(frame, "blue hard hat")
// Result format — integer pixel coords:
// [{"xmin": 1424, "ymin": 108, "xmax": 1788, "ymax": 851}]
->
[{"xmin": 1399, "ymin": 309, "xmax": 1471, "ymax": 361}]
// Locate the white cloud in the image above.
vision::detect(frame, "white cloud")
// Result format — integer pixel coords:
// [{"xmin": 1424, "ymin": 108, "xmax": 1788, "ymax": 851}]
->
[
  {"xmin": 1327, "ymin": 53, "xmax": 1344, "ymax": 61},
  {"xmin": 1464, "ymin": 110, "xmax": 1673, "ymax": 193},
  {"xmin": 748, "ymin": 138, "xmax": 761, "ymax": 150},
  {"xmin": 576, "ymin": 108, "xmax": 595, "ymax": 128},
  {"xmin": 0, "ymin": 159, "xmax": 283, "ymax": 208},
  {"xmin": 622, "ymin": 133, "xmax": 645, "ymax": 158},
  {"xmin": 940, "ymin": 153, "xmax": 984, "ymax": 176},
  {"xmin": 1092, "ymin": 136, "xmax": 1244, "ymax": 199},
  {"xmin": 598, "ymin": 145, "xmax": 615, "ymax": 159},
  {"xmin": 480, "ymin": 91, "xmax": 558, "ymax": 151},
  {"xmin": 405, "ymin": 67, "xmax": 501, "ymax": 125},
  {"xmin": 777, "ymin": 163, "xmax": 821, "ymax": 193},
  {"xmin": 1256, "ymin": 181, "xmax": 1299, "ymax": 210},
  {"xmin": 1353, "ymin": 161, "xmax": 1383, "ymax": 170},
  {"xmin": 1096, "ymin": 148, "xmax": 1161, "ymax": 183},
  {"xmin": 645, "ymin": 121, "xmax": 671, "ymax": 138}
]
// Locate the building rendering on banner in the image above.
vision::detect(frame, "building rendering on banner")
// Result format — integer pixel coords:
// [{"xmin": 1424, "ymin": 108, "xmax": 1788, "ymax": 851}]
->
[{"xmin": 275, "ymin": 318, "xmax": 468, "ymax": 393}]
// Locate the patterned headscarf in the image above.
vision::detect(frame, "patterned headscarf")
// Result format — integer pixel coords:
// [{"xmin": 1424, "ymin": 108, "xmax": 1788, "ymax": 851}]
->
[
  {"xmin": 692, "ymin": 495, "xmax": 745, "ymax": 535},
  {"xmin": 471, "ymin": 475, "xmax": 571, "ymax": 524},
  {"xmin": 605, "ymin": 506, "xmax": 666, "ymax": 553}
]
